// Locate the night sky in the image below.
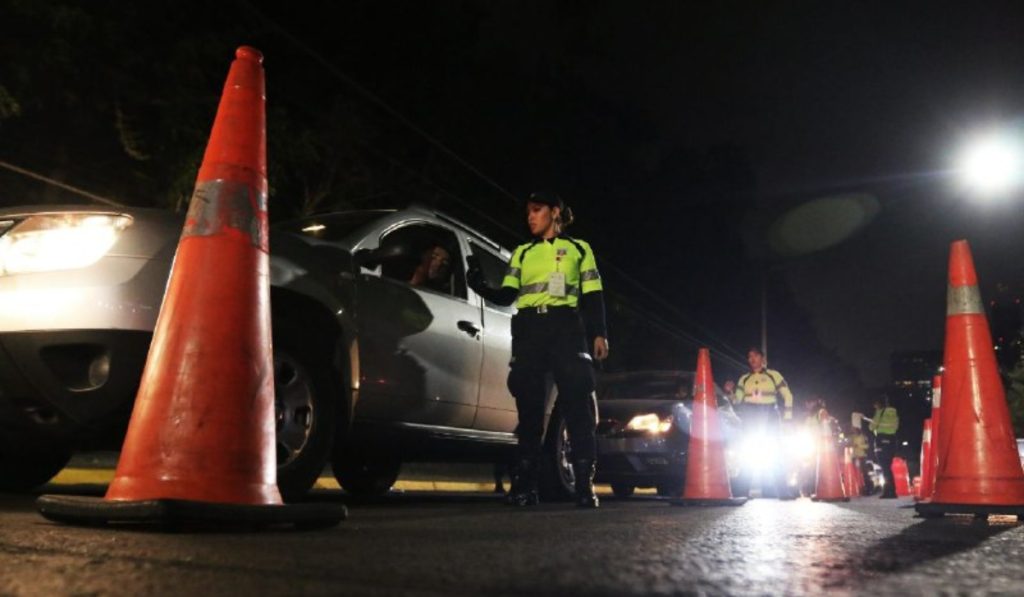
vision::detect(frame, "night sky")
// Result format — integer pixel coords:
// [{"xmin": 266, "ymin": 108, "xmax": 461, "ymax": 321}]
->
[
  {"xmin": 282, "ymin": 1, "xmax": 1024, "ymax": 388},
  {"xmin": 3, "ymin": 1, "xmax": 1024, "ymax": 413}
]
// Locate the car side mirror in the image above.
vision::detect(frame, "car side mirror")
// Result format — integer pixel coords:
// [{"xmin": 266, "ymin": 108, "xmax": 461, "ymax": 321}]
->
[{"xmin": 354, "ymin": 247, "xmax": 382, "ymax": 269}]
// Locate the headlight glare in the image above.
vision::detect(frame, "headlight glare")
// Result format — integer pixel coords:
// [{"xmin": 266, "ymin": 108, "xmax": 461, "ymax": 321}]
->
[
  {"xmin": 0, "ymin": 214, "xmax": 132, "ymax": 275},
  {"xmin": 625, "ymin": 413, "xmax": 673, "ymax": 434}
]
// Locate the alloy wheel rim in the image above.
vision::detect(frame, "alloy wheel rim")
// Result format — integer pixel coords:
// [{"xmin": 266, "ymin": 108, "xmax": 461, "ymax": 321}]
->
[{"xmin": 274, "ymin": 352, "xmax": 315, "ymax": 468}]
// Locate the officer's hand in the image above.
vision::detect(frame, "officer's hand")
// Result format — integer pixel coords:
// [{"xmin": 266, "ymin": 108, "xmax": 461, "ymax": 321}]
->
[
  {"xmin": 592, "ymin": 336, "xmax": 609, "ymax": 361},
  {"xmin": 465, "ymin": 255, "xmax": 485, "ymax": 290}
]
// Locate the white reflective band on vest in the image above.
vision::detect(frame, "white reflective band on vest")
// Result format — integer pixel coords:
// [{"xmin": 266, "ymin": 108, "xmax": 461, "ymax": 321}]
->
[
  {"xmin": 518, "ymin": 281, "xmax": 580, "ymax": 297},
  {"xmin": 932, "ymin": 387, "xmax": 941, "ymax": 408}
]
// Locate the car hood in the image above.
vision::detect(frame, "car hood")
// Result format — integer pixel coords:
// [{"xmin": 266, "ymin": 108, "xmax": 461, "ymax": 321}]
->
[{"xmin": 598, "ymin": 399, "xmax": 688, "ymax": 421}]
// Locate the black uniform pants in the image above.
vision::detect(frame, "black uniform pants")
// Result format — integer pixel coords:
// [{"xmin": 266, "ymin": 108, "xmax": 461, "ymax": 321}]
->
[
  {"xmin": 507, "ymin": 309, "xmax": 596, "ymax": 463},
  {"xmin": 876, "ymin": 435, "xmax": 897, "ymax": 496}
]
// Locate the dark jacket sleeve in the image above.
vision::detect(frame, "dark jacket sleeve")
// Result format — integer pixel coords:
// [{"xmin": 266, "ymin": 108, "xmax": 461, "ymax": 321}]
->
[
  {"xmin": 475, "ymin": 284, "xmax": 518, "ymax": 307},
  {"xmin": 581, "ymin": 290, "xmax": 607, "ymax": 340}
]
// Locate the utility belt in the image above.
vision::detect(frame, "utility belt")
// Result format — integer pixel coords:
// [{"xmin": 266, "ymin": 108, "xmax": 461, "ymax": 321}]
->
[{"xmin": 516, "ymin": 304, "xmax": 577, "ymax": 317}]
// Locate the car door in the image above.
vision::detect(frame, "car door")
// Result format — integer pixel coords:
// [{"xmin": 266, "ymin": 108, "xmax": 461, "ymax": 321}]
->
[
  {"xmin": 466, "ymin": 241, "xmax": 518, "ymax": 433},
  {"xmin": 354, "ymin": 221, "xmax": 482, "ymax": 428}
]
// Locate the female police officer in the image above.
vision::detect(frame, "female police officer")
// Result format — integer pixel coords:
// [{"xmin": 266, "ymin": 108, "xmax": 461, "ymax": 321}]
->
[{"xmin": 467, "ymin": 191, "xmax": 609, "ymax": 508}]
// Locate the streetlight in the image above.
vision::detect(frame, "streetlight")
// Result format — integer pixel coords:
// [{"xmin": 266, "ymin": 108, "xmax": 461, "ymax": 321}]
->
[{"xmin": 955, "ymin": 129, "xmax": 1024, "ymax": 198}]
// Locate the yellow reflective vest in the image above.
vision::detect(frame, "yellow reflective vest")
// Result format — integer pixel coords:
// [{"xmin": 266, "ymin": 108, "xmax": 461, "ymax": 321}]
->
[
  {"xmin": 502, "ymin": 237, "xmax": 602, "ymax": 309},
  {"xmin": 870, "ymin": 406, "xmax": 899, "ymax": 436},
  {"xmin": 734, "ymin": 368, "xmax": 794, "ymax": 419}
]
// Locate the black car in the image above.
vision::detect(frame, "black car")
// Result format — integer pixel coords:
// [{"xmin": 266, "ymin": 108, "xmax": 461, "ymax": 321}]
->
[{"xmin": 594, "ymin": 370, "xmax": 742, "ymax": 498}]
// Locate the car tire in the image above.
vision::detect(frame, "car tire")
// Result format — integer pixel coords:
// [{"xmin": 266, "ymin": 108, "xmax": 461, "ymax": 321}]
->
[
  {"xmin": 331, "ymin": 449, "xmax": 401, "ymax": 496},
  {"xmin": 0, "ymin": 440, "xmax": 71, "ymax": 492},
  {"xmin": 611, "ymin": 482, "xmax": 635, "ymax": 499},
  {"xmin": 539, "ymin": 411, "xmax": 575, "ymax": 501},
  {"xmin": 272, "ymin": 320, "xmax": 338, "ymax": 502}
]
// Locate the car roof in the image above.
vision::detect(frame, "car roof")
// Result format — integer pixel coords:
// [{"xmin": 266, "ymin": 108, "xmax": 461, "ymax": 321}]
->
[{"xmin": 278, "ymin": 204, "xmax": 511, "ymax": 255}]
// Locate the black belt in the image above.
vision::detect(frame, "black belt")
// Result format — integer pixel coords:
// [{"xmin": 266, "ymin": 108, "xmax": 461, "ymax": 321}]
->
[{"xmin": 517, "ymin": 305, "xmax": 577, "ymax": 315}]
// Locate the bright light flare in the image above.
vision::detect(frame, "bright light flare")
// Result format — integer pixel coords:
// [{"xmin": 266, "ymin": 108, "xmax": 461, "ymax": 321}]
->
[
  {"xmin": 957, "ymin": 132, "xmax": 1024, "ymax": 197},
  {"xmin": 739, "ymin": 431, "xmax": 778, "ymax": 473},
  {"xmin": 785, "ymin": 428, "xmax": 818, "ymax": 460},
  {"xmin": 0, "ymin": 214, "xmax": 132, "ymax": 275},
  {"xmin": 625, "ymin": 413, "xmax": 672, "ymax": 434}
]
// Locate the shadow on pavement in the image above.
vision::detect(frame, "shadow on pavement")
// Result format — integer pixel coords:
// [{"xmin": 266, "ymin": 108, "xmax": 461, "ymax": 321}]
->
[{"xmin": 851, "ymin": 515, "xmax": 1017, "ymax": 579}]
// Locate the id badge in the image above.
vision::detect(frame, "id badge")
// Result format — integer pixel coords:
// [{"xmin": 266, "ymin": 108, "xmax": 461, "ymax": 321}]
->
[{"xmin": 548, "ymin": 271, "xmax": 567, "ymax": 297}]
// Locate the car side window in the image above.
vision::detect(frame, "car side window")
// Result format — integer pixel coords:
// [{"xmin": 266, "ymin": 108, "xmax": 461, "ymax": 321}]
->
[
  {"xmin": 378, "ymin": 223, "xmax": 467, "ymax": 300},
  {"xmin": 468, "ymin": 242, "xmax": 514, "ymax": 311}
]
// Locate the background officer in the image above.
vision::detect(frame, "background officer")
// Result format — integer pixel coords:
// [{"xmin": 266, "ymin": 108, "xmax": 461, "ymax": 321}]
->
[
  {"xmin": 734, "ymin": 347, "xmax": 795, "ymax": 498},
  {"xmin": 467, "ymin": 191, "xmax": 608, "ymax": 508},
  {"xmin": 870, "ymin": 395, "xmax": 900, "ymax": 498}
]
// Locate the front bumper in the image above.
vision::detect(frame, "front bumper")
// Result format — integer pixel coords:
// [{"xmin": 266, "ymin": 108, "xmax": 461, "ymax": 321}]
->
[
  {"xmin": 595, "ymin": 435, "xmax": 686, "ymax": 485},
  {"xmin": 0, "ymin": 329, "xmax": 152, "ymax": 448}
]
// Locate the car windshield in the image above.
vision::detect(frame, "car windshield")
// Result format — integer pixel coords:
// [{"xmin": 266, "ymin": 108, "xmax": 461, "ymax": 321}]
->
[
  {"xmin": 601, "ymin": 377, "xmax": 695, "ymax": 402},
  {"xmin": 276, "ymin": 211, "xmax": 388, "ymax": 243}
]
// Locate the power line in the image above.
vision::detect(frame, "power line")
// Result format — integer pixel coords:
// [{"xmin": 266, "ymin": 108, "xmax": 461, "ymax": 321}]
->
[
  {"xmin": 236, "ymin": 5, "xmax": 749, "ymax": 364},
  {"xmin": 236, "ymin": 0, "xmax": 521, "ymax": 209},
  {"xmin": 0, "ymin": 160, "xmax": 123, "ymax": 207}
]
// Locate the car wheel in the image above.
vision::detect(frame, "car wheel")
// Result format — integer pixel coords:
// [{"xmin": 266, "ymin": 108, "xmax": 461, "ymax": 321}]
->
[
  {"xmin": 656, "ymin": 477, "xmax": 685, "ymax": 498},
  {"xmin": 0, "ymin": 440, "xmax": 71, "ymax": 492},
  {"xmin": 611, "ymin": 482, "xmax": 635, "ymax": 499},
  {"xmin": 331, "ymin": 449, "xmax": 401, "ymax": 496},
  {"xmin": 539, "ymin": 412, "xmax": 575, "ymax": 501},
  {"xmin": 272, "ymin": 322, "xmax": 338, "ymax": 502}
]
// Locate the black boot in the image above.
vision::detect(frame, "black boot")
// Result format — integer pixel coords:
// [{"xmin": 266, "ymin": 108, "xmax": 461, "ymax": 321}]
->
[
  {"xmin": 506, "ymin": 459, "xmax": 539, "ymax": 506},
  {"xmin": 573, "ymin": 459, "xmax": 599, "ymax": 508}
]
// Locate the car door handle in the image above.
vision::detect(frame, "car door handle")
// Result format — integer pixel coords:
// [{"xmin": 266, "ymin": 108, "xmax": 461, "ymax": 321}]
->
[{"xmin": 457, "ymin": 320, "xmax": 481, "ymax": 338}]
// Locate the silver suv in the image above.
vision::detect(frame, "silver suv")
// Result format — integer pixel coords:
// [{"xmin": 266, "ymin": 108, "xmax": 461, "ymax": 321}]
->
[{"xmin": 0, "ymin": 205, "xmax": 574, "ymax": 500}]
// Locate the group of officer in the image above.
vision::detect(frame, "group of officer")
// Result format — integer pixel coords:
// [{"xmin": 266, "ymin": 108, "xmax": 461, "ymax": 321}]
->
[
  {"xmin": 730, "ymin": 348, "xmax": 900, "ymax": 499},
  {"xmin": 467, "ymin": 190, "xmax": 900, "ymax": 509}
]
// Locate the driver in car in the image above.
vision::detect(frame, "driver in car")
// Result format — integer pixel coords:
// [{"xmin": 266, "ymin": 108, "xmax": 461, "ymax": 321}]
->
[{"xmin": 409, "ymin": 245, "xmax": 452, "ymax": 293}]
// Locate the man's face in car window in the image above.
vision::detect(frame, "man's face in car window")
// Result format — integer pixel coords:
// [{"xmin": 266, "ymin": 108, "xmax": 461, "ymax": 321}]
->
[{"xmin": 426, "ymin": 246, "xmax": 451, "ymax": 281}]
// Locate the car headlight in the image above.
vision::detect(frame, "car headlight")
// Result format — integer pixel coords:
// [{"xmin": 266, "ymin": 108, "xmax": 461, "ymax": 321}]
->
[
  {"xmin": 0, "ymin": 214, "xmax": 132, "ymax": 275},
  {"xmin": 625, "ymin": 413, "xmax": 673, "ymax": 434},
  {"xmin": 785, "ymin": 428, "xmax": 818, "ymax": 460}
]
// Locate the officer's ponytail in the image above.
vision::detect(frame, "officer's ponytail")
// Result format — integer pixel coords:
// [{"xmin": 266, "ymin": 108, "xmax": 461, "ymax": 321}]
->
[{"xmin": 559, "ymin": 205, "xmax": 575, "ymax": 229}]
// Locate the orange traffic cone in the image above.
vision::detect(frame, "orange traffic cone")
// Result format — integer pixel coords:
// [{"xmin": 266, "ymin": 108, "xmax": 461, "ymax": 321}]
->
[
  {"xmin": 842, "ymin": 446, "xmax": 861, "ymax": 498},
  {"xmin": 670, "ymin": 348, "xmax": 746, "ymax": 507},
  {"xmin": 812, "ymin": 410, "xmax": 849, "ymax": 502},
  {"xmin": 917, "ymin": 240, "xmax": 1024, "ymax": 519},
  {"xmin": 892, "ymin": 457, "xmax": 911, "ymax": 497},
  {"xmin": 916, "ymin": 418, "xmax": 934, "ymax": 501},
  {"xmin": 36, "ymin": 47, "xmax": 346, "ymax": 528},
  {"xmin": 922, "ymin": 375, "xmax": 942, "ymax": 501}
]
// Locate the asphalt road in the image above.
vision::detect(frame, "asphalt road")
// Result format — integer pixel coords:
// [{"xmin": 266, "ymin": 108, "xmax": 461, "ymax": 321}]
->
[{"xmin": 3, "ymin": 479, "xmax": 1024, "ymax": 597}]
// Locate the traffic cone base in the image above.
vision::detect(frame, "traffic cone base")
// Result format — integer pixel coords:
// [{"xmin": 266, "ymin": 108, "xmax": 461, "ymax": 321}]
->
[
  {"xmin": 36, "ymin": 46, "xmax": 346, "ymax": 529},
  {"xmin": 36, "ymin": 495, "xmax": 346, "ymax": 529},
  {"xmin": 915, "ymin": 501, "xmax": 1024, "ymax": 519}
]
